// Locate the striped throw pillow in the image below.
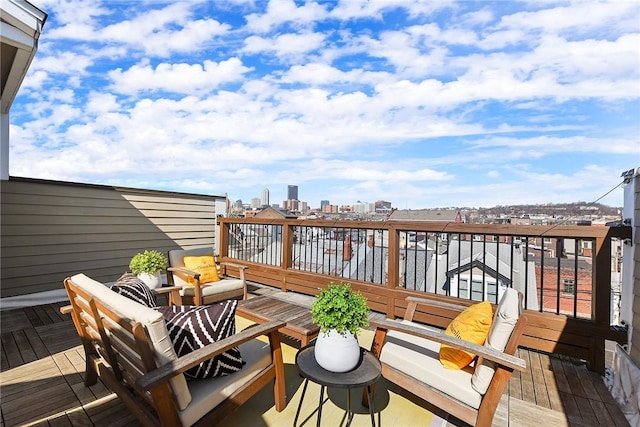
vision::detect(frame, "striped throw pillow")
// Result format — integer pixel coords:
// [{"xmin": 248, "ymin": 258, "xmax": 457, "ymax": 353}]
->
[
  {"xmin": 110, "ymin": 273, "xmax": 158, "ymax": 308},
  {"xmin": 154, "ymin": 300, "xmax": 243, "ymax": 379}
]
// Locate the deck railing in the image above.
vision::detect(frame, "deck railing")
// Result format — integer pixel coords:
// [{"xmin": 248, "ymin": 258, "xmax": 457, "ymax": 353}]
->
[{"xmin": 219, "ymin": 217, "xmax": 630, "ymax": 373}]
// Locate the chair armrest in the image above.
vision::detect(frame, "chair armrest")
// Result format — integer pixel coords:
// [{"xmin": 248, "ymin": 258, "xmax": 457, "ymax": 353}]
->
[
  {"xmin": 371, "ymin": 318, "xmax": 526, "ymax": 372},
  {"xmin": 60, "ymin": 305, "xmax": 73, "ymax": 315},
  {"xmin": 219, "ymin": 262, "xmax": 247, "ymax": 270},
  {"xmin": 137, "ymin": 319, "xmax": 286, "ymax": 391},
  {"xmin": 167, "ymin": 266, "xmax": 200, "ymax": 278},
  {"xmin": 152, "ymin": 286, "xmax": 182, "ymax": 295}
]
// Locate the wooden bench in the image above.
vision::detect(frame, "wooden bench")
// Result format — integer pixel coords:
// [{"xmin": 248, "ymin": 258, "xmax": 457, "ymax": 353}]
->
[
  {"xmin": 63, "ymin": 273, "xmax": 287, "ymax": 426},
  {"xmin": 370, "ymin": 290, "xmax": 527, "ymax": 427}
]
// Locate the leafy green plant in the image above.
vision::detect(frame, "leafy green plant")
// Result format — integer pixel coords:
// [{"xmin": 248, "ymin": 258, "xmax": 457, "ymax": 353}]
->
[
  {"xmin": 129, "ymin": 250, "xmax": 167, "ymax": 274},
  {"xmin": 311, "ymin": 282, "xmax": 369, "ymax": 335}
]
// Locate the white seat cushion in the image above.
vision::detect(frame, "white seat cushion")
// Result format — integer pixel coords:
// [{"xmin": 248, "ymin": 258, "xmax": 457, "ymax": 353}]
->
[
  {"xmin": 180, "ymin": 278, "xmax": 245, "ymax": 298},
  {"xmin": 380, "ymin": 320, "xmax": 482, "ymax": 410},
  {"xmin": 178, "ymin": 338, "xmax": 273, "ymax": 427}
]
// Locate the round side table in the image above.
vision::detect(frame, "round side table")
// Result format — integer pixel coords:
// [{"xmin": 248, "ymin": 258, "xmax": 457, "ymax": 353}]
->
[{"xmin": 294, "ymin": 343, "xmax": 381, "ymax": 427}]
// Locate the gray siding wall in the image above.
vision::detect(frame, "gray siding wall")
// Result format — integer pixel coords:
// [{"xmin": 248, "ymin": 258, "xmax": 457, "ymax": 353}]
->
[
  {"xmin": 1, "ymin": 177, "xmax": 223, "ymax": 298},
  {"xmin": 632, "ymin": 172, "xmax": 640, "ymax": 365}
]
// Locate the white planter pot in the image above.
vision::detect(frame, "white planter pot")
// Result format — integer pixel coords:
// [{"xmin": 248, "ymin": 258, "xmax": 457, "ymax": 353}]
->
[
  {"xmin": 137, "ymin": 272, "xmax": 162, "ymax": 289},
  {"xmin": 314, "ymin": 329, "xmax": 361, "ymax": 372}
]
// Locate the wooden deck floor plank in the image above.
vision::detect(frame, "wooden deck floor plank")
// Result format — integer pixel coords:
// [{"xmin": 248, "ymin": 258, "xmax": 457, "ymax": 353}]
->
[
  {"xmin": 1, "ymin": 344, "xmax": 10, "ymax": 371},
  {"xmin": 52, "ymin": 352, "xmax": 85, "ymax": 386},
  {"xmin": 591, "ymin": 370, "xmax": 620, "ymax": 405},
  {"xmin": 43, "ymin": 304, "xmax": 66, "ymax": 323},
  {"xmin": 588, "ymin": 398, "xmax": 616, "ymax": 426},
  {"xmin": 529, "ymin": 350, "xmax": 552, "ymax": 408},
  {"xmin": 574, "ymin": 395, "xmax": 599, "ymax": 425},
  {"xmin": 558, "ymin": 391, "xmax": 583, "ymax": 424},
  {"xmin": 542, "ymin": 366, "xmax": 565, "ymax": 412},
  {"xmin": 12, "ymin": 329, "xmax": 37, "ymax": 365},
  {"xmin": 1, "ymin": 333, "xmax": 23, "ymax": 369},
  {"xmin": 520, "ymin": 350, "xmax": 536, "ymax": 403},
  {"xmin": 23, "ymin": 306, "xmax": 45, "ymax": 328},
  {"xmin": 549, "ymin": 355, "xmax": 573, "ymax": 395},
  {"xmin": 573, "ymin": 363, "xmax": 602, "ymax": 403},
  {"xmin": 509, "ymin": 374, "xmax": 523, "ymax": 400},
  {"xmin": 31, "ymin": 306, "xmax": 53, "ymax": 327},
  {"xmin": 561, "ymin": 356, "xmax": 588, "ymax": 398},
  {"xmin": 63, "ymin": 408, "xmax": 93, "ymax": 427},
  {"xmin": 1, "ymin": 380, "xmax": 78, "ymax": 427},
  {"xmin": 47, "ymin": 414, "xmax": 74, "ymax": 427},
  {"xmin": 605, "ymin": 401, "xmax": 632, "ymax": 427},
  {"xmin": 25, "ymin": 326, "xmax": 51, "ymax": 359}
]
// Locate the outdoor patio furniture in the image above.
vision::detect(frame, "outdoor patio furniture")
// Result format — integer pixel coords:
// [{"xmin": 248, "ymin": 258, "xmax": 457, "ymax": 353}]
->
[
  {"xmin": 369, "ymin": 289, "xmax": 527, "ymax": 427},
  {"xmin": 62, "ymin": 273, "xmax": 286, "ymax": 427},
  {"xmin": 167, "ymin": 247, "xmax": 248, "ymax": 306}
]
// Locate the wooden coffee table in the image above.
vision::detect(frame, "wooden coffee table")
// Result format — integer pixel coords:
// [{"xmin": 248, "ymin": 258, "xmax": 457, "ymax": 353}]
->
[{"xmin": 237, "ymin": 295, "xmax": 320, "ymax": 346}]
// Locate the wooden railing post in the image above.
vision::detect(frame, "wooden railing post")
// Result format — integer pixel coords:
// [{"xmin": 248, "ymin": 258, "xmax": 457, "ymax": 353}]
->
[
  {"xmin": 386, "ymin": 224, "xmax": 399, "ymax": 318},
  {"xmin": 592, "ymin": 232, "xmax": 612, "ymax": 374},
  {"xmin": 281, "ymin": 223, "xmax": 294, "ymax": 292},
  {"xmin": 219, "ymin": 220, "xmax": 229, "ymax": 258}
]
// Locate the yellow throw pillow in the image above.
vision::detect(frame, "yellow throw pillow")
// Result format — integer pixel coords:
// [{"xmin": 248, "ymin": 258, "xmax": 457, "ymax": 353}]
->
[
  {"xmin": 183, "ymin": 255, "xmax": 221, "ymax": 285},
  {"xmin": 439, "ymin": 301, "xmax": 493, "ymax": 370}
]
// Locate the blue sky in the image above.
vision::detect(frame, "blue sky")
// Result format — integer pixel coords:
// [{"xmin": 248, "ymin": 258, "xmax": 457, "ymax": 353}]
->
[{"xmin": 10, "ymin": 0, "xmax": 640, "ymax": 209}]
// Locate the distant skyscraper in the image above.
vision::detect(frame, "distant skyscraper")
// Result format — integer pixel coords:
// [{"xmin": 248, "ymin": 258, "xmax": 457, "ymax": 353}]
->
[
  {"xmin": 320, "ymin": 200, "xmax": 329, "ymax": 208},
  {"xmin": 287, "ymin": 185, "xmax": 298, "ymax": 201},
  {"xmin": 261, "ymin": 188, "xmax": 269, "ymax": 207}
]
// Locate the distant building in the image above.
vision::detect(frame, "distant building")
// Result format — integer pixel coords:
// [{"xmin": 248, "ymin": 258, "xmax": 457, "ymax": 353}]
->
[
  {"xmin": 283, "ymin": 199, "xmax": 299, "ymax": 211},
  {"xmin": 254, "ymin": 206, "xmax": 298, "ymax": 219},
  {"xmin": 251, "ymin": 198, "xmax": 260, "ymax": 209},
  {"xmin": 261, "ymin": 188, "xmax": 269, "ymax": 207},
  {"xmin": 388, "ymin": 209, "xmax": 461, "ymax": 222},
  {"xmin": 287, "ymin": 185, "xmax": 298, "ymax": 201},
  {"xmin": 320, "ymin": 200, "xmax": 330, "ymax": 209},
  {"xmin": 375, "ymin": 200, "xmax": 392, "ymax": 214}
]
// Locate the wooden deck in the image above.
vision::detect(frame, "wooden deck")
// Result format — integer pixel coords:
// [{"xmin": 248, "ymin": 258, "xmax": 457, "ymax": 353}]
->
[{"xmin": 0, "ymin": 288, "xmax": 630, "ymax": 427}]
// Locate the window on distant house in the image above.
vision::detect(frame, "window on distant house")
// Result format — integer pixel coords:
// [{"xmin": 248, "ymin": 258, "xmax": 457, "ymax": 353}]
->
[
  {"xmin": 563, "ymin": 279, "xmax": 575, "ymax": 295},
  {"xmin": 457, "ymin": 276, "xmax": 497, "ymax": 303}
]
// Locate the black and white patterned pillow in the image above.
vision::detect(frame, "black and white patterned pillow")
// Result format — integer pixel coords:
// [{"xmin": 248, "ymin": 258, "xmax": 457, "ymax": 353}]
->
[
  {"xmin": 154, "ymin": 300, "xmax": 243, "ymax": 379},
  {"xmin": 110, "ymin": 273, "xmax": 158, "ymax": 308}
]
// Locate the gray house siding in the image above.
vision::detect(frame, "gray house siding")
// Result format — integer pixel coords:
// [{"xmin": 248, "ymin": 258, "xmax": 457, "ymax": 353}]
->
[
  {"xmin": 631, "ymin": 171, "xmax": 640, "ymax": 365},
  {"xmin": 1, "ymin": 177, "xmax": 223, "ymax": 298}
]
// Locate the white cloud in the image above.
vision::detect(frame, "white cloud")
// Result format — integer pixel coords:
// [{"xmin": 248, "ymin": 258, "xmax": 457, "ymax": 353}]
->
[
  {"xmin": 108, "ymin": 58, "xmax": 251, "ymax": 95},
  {"xmin": 8, "ymin": 0, "xmax": 639, "ymax": 209}
]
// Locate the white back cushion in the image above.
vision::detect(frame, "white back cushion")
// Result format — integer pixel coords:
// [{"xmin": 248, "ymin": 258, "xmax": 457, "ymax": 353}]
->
[{"xmin": 471, "ymin": 287, "xmax": 520, "ymax": 394}]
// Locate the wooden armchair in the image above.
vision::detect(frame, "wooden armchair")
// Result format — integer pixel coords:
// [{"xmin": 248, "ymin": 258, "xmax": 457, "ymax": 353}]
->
[
  {"xmin": 167, "ymin": 247, "xmax": 247, "ymax": 306},
  {"xmin": 369, "ymin": 289, "xmax": 527, "ymax": 427},
  {"xmin": 63, "ymin": 273, "xmax": 286, "ymax": 427}
]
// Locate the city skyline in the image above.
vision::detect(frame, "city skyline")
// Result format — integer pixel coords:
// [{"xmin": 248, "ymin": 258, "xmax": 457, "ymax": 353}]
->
[{"xmin": 7, "ymin": 1, "xmax": 639, "ymax": 209}]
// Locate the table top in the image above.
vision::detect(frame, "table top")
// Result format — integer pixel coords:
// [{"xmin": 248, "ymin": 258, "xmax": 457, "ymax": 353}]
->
[
  {"xmin": 237, "ymin": 295, "xmax": 320, "ymax": 337},
  {"xmin": 295, "ymin": 344, "xmax": 381, "ymax": 389}
]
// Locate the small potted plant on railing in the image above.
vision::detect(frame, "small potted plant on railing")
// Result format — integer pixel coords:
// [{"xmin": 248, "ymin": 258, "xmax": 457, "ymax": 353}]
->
[
  {"xmin": 311, "ymin": 282, "xmax": 369, "ymax": 372},
  {"xmin": 129, "ymin": 250, "xmax": 167, "ymax": 289}
]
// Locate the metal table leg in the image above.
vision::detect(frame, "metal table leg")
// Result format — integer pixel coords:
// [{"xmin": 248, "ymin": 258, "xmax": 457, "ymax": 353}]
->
[{"xmin": 293, "ymin": 379, "xmax": 309, "ymax": 427}]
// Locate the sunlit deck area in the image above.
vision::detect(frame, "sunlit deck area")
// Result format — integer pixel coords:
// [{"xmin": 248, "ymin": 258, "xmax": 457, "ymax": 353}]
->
[{"xmin": 0, "ymin": 284, "xmax": 629, "ymax": 427}]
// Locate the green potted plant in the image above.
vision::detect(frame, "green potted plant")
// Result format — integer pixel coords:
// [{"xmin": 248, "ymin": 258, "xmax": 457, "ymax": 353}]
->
[
  {"xmin": 129, "ymin": 250, "xmax": 167, "ymax": 289},
  {"xmin": 311, "ymin": 282, "xmax": 369, "ymax": 372}
]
